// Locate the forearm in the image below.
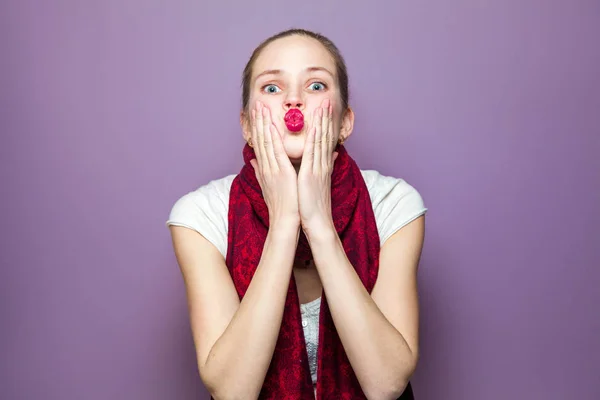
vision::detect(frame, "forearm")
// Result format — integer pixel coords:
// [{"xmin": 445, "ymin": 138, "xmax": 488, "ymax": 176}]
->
[
  {"xmin": 203, "ymin": 219, "xmax": 299, "ymax": 400},
  {"xmin": 308, "ymin": 225, "xmax": 416, "ymax": 399}
]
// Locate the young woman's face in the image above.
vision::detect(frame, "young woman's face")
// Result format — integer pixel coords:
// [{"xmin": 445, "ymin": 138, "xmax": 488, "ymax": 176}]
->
[{"xmin": 244, "ymin": 35, "xmax": 350, "ymax": 164}]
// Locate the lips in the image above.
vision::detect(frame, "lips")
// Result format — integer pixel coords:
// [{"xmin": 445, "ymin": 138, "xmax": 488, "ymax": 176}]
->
[{"xmin": 284, "ymin": 109, "xmax": 304, "ymax": 132}]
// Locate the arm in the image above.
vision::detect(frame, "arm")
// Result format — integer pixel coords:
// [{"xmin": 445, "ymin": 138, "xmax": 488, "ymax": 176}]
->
[
  {"xmin": 307, "ymin": 215, "xmax": 425, "ymax": 400},
  {"xmin": 169, "ymin": 219, "xmax": 300, "ymax": 400}
]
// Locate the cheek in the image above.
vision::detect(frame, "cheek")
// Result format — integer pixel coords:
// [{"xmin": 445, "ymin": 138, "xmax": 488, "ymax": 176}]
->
[
  {"xmin": 248, "ymin": 90, "xmax": 271, "ymax": 106},
  {"xmin": 254, "ymin": 94, "xmax": 280, "ymax": 111},
  {"xmin": 247, "ymin": 92, "xmax": 260, "ymax": 108}
]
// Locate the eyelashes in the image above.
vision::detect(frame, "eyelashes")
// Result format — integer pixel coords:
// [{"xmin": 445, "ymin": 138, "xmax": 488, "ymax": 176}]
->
[
  {"xmin": 260, "ymin": 81, "xmax": 328, "ymax": 94},
  {"xmin": 308, "ymin": 82, "xmax": 326, "ymax": 91},
  {"xmin": 262, "ymin": 84, "xmax": 281, "ymax": 94}
]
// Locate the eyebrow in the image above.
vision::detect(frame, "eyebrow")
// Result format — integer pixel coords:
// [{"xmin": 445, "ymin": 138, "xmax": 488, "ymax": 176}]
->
[{"xmin": 254, "ymin": 66, "xmax": 334, "ymax": 82}]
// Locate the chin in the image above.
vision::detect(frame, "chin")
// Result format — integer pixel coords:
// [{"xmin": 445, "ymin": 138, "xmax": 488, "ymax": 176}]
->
[{"xmin": 282, "ymin": 134, "xmax": 305, "ymax": 163}]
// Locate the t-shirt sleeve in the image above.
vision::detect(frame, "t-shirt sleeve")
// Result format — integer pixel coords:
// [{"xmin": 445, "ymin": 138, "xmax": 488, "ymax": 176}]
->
[
  {"xmin": 165, "ymin": 176, "xmax": 233, "ymax": 258},
  {"xmin": 365, "ymin": 171, "xmax": 428, "ymax": 245}
]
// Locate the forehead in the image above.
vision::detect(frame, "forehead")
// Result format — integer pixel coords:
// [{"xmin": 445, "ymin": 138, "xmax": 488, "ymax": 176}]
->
[{"xmin": 252, "ymin": 35, "xmax": 336, "ymax": 78}]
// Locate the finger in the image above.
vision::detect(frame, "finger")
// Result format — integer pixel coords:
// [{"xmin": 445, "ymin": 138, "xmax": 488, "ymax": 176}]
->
[
  {"xmin": 302, "ymin": 125, "xmax": 316, "ymax": 172},
  {"xmin": 327, "ymin": 103, "xmax": 334, "ymax": 163},
  {"xmin": 321, "ymin": 101, "xmax": 330, "ymax": 168},
  {"xmin": 270, "ymin": 122, "xmax": 289, "ymax": 167},
  {"xmin": 263, "ymin": 107, "xmax": 278, "ymax": 171},
  {"xmin": 255, "ymin": 102, "xmax": 269, "ymax": 170},
  {"xmin": 313, "ymin": 107, "xmax": 322, "ymax": 173},
  {"xmin": 251, "ymin": 109, "xmax": 261, "ymax": 169}
]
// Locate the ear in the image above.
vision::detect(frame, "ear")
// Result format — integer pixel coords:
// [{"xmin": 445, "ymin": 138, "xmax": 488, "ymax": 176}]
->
[
  {"xmin": 339, "ymin": 106, "xmax": 355, "ymax": 143},
  {"xmin": 240, "ymin": 110, "xmax": 251, "ymax": 141}
]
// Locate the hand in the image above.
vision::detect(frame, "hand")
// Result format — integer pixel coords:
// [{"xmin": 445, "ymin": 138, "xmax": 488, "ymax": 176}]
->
[
  {"xmin": 298, "ymin": 98, "xmax": 339, "ymax": 234},
  {"xmin": 249, "ymin": 101, "xmax": 300, "ymax": 225}
]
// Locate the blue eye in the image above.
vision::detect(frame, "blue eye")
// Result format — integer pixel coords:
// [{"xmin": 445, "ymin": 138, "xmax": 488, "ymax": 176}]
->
[
  {"xmin": 309, "ymin": 82, "xmax": 326, "ymax": 91},
  {"xmin": 263, "ymin": 84, "xmax": 281, "ymax": 94}
]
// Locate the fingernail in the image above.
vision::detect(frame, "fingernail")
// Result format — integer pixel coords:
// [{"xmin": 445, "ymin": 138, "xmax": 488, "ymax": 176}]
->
[
  {"xmin": 324, "ymin": 98, "xmax": 330, "ymax": 108},
  {"xmin": 319, "ymin": 108, "xmax": 323, "ymax": 117},
  {"xmin": 262, "ymin": 107, "xmax": 267, "ymax": 117}
]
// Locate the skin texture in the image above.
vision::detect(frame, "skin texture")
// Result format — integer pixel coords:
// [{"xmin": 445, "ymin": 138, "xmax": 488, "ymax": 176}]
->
[
  {"xmin": 170, "ymin": 34, "xmax": 425, "ymax": 400},
  {"xmin": 241, "ymin": 35, "xmax": 354, "ymax": 168}
]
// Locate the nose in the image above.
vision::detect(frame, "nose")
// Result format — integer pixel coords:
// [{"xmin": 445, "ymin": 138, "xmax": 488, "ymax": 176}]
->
[
  {"xmin": 285, "ymin": 101, "xmax": 303, "ymax": 109},
  {"xmin": 283, "ymin": 90, "xmax": 304, "ymax": 110}
]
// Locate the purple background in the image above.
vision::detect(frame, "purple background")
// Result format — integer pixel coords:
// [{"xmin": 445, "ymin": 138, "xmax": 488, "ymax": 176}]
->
[{"xmin": 1, "ymin": 1, "xmax": 599, "ymax": 399}]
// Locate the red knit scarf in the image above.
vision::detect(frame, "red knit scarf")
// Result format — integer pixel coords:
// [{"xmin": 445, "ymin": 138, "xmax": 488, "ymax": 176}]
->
[{"xmin": 225, "ymin": 144, "xmax": 414, "ymax": 399}]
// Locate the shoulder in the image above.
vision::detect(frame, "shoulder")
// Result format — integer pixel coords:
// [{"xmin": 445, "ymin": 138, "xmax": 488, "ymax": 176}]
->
[
  {"xmin": 360, "ymin": 169, "xmax": 428, "ymax": 245},
  {"xmin": 168, "ymin": 174, "xmax": 236, "ymax": 221},
  {"xmin": 166, "ymin": 174, "xmax": 237, "ymax": 258}
]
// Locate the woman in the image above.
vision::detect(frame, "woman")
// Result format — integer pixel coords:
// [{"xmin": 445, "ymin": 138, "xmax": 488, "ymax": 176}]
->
[{"xmin": 167, "ymin": 28, "xmax": 427, "ymax": 400}]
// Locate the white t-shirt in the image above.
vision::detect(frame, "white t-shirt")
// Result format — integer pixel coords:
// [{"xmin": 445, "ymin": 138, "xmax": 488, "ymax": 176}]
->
[
  {"xmin": 166, "ymin": 170, "xmax": 427, "ymax": 257},
  {"xmin": 166, "ymin": 169, "xmax": 427, "ymax": 388}
]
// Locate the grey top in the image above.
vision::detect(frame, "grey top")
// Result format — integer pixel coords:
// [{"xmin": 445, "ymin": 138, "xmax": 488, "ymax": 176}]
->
[{"xmin": 300, "ymin": 296, "xmax": 322, "ymax": 386}]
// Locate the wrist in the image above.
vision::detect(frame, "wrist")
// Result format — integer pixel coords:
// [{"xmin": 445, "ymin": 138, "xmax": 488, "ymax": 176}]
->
[
  {"xmin": 302, "ymin": 219, "xmax": 337, "ymax": 243},
  {"xmin": 269, "ymin": 215, "xmax": 301, "ymax": 233}
]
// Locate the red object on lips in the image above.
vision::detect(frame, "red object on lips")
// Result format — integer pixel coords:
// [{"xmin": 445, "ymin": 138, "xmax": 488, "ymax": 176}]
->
[{"xmin": 284, "ymin": 109, "xmax": 304, "ymax": 132}]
